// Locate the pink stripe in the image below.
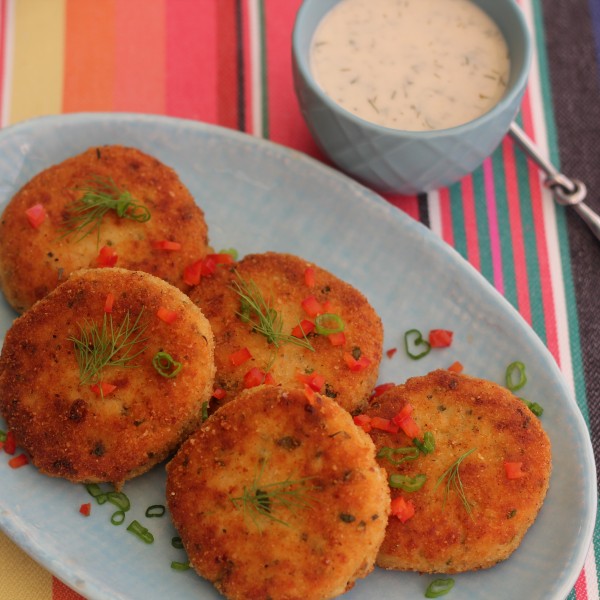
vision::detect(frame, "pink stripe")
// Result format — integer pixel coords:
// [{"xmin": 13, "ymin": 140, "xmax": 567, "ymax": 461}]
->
[
  {"xmin": 114, "ymin": 0, "xmax": 166, "ymax": 113},
  {"xmin": 575, "ymin": 567, "xmax": 588, "ymax": 599},
  {"xmin": 241, "ymin": 0, "xmax": 254, "ymax": 134},
  {"xmin": 264, "ymin": 0, "xmax": 320, "ymax": 156},
  {"xmin": 165, "ymin": 0, "xmax": 217, "ymax": 122},
  {"xmin": 460, "ymin": 175, "xmax": 481, "ymax": 271},
  {"xmin": 483, "ymin": 157, "xmax": 505, "ymax": 294},
  {"xmin": 386, "ymin": 195, "xmax": 420, "ymax": 220},
  {"xmin": 502, "ymin": 136, "xmax": 532, "ymax": 324},
  {"xmin": 520, "ymin": 90, "xmax": 560, "ymax": 363},
  {"xmin": 439, "ymin": 187, "xmax": 455, "ymax": 246}
]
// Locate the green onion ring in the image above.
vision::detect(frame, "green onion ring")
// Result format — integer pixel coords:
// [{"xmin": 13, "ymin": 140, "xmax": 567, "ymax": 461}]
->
[
  {"xmin": 126, "ymin": 520, "xmax": 154, "ymax": 544},
  {"xmin": 389, "ymin": 473, "xmax": 427, "ymax": 492},
  {"xmin": 152, "ymin": 351, "xmax": 182, "ymax": 378},
  {"xmin": 519, "ymin": 397, "xmax": 544, "ymax": 417},
  {"xmin": 107, "ymin": 491, "xmax": 130, "ymax": 512},
  {"xmin": 85, "ymin": 483, "xmax": 109, "ymax": 505},
  {"xmin": 425, "ymin": 578, "xmax": 455, "ymax": 598},
  {"xmin": 111, "ymin": 510, "xmax": 126, "ymax": 525},
  {"xmin": 145, "ymin": 504, "xmax": 166, "ymax": 518},
  {"xmin": 414, "ymin": 431, "xmax": 436, "ymax": 454},
  {"xmin": 171, "ymin": 560, "xmax": 191, "ymax": 571},
  {"xmin": 404, "ymin": 329, "xmax": 431, "ymax": 360},
  {"xmin": 505, "ymin": 361, "xmax": 527, "ymax": 391},
  {"xmin": 201, "ymin": 400, "xmax": 209, "ymax": 422},
  {"xmin": 171, "ymin": 536, "xmax": 184, "ymax": 549},
  {"xmin": 314, "ymin": 313, "xmax": 345, "ymax": 335},
  {"xmin": 377, "ymin": 446, "xmax": 420, "ymax": 466},
  {"xmin": 0, "ymin": 429, "xmax": 6, "ymax": 442}
]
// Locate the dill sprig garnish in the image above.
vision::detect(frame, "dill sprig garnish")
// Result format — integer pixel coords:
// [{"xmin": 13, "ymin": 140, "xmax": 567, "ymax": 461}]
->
[
  {"xmin": 68, "ymin": 309, "xmax": 149, "ymax": 387},
  {"xmin": 231, "ymin": 272, "xmax": 314, "ymax": 351},
  {"xmin": 434, "ymin": 447, "xmax": 477, "ymax": 518},
  {"xmin": 61, "ymin": 176, "xmax": 151, "ymax": 245},
  {"xmin": 230, "ymin": 459, "xmax": 315, "ymax": 530}
]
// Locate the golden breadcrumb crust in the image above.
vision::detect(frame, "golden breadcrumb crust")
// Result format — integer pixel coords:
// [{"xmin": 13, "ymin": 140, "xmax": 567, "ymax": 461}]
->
[
  {"xmin": 0, "ymin": 268, "xmax": 215, "ymax": 487},
  {"xmin": 166, "ymin": 385, "xmax": 390, "ymax": 600},
  {"xmin": 364, "ymin": 369, "xmax": 551, "ymax": 574},
  {"xmin": 188, "ymin": 252, "xmax": 383, "ymax": 413},
  {"xmin": 0, "ymin": 145, "xmax": 209, "ymax": 312}
]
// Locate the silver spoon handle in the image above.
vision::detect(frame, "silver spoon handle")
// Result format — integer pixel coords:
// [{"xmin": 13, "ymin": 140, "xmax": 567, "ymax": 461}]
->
[{"xmin": 509, "ymin": 122, "xmax": 599, "ymax": 242}]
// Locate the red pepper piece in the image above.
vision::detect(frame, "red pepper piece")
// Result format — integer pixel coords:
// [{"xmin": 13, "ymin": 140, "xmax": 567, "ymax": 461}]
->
[
  {"xmin": 91, "ymin": 382, "xmax": 117, "ymax": 396},
  {"xmin": 386, "ymin": 347, "xmax": 398, "ymax": 359},
  {"xmin": 327, "ymin": 332, "xmax": 346, "ymax": 347},
  {"xmin": 229, "ymin": 347, "xmax": 252, "ymax": 367},
  {"xmin": 79, "ymin": 503, "xmax": 92, "ymax": 517},
  {"xmin": 371, "ymin": 382, "xmax": 396, "ymax": 398},
  {"xmin": 392, "ymin": 403, "xmax": 421, "ymax": 438},
  {"xmin": 243, "ymin": 367, "xmax": 275, "ymax": 388},
  {"xmin": 370, "ymin": 416, "xmax": 400, "ymax": 434},
  {"xmin": 8, "ymin": 453, "xmax": 29, "ymax": 469},
  {"xmin": 504, "ymin": 461, "xmax": 525, "ymax": 480},
  {"xmin": 429, "ymin": 329, "xmax": 453, "ymax": 348},
  {"xmin": 295, "ymin": 372, "xmax": 325, "ymax": 392},
  {"xmin": 390, "ymin": 496, "xmax": 415, "ymax": 523},
  {"xmin": 343, "ymin": 352, "xmax": 371, "ymax": 372},
  {"xmin": 212, "ymin": 388, "xmax": 227, "ymax": 400},
  {"xmin": 25, "ymin": 204, "xmax": 47, "ymax": 228},
  {"xmin": 304, "ymin": 267, "xmax": 316, "ymax": 287},
  {"xmin": 301, "ymin": 295, "xmax": 324, "ymax": 318},
  {"xmin": 447, "ymin": 361, "xmax": 463, "ymax": 373},
  {"xmin": 156, "ymin": 306, "xmax": 178, "ymax": 324},
  {"xmin": 291, "ymin": 319, "xmax": 315, "ymax": 338},
  {"xmin": 104, "ymin": 293, "xmax": 115, "ymax": 314},
  {"xmin": 353, "ymin": 414, "xmax": 372, "ymax": 433},
  {"xmin": 151, "ymin": 240, "xmax": 182, "ymax": 251},
  {"xmin": 183, "ymin": 260, "xmax": 203, "ymax": 286},
  {"xmin": 97, "ymin": 245, "xmax": 118, "ymax": 268},
  {"xmin": 4, "ymin": 431, "xmax": 16, "ymax": 455}
]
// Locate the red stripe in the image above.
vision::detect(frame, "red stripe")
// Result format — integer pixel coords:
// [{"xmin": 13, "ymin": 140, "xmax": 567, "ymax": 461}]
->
[
  {"xmin": 241, "ymin": 0, "xmax": 254, "ymax": 134},
  {"xmin": 460, "ymin": 175, "xmax": 481, "ymax": 271},
  {"xmin": 53, "ymin": 578, "xmax": 85, "ymax": 600},
  {"xmin": 216, "ymin": 0, "xmax": 239, "ymax": 129},
  {"xmin": 502, "ymin": 136, "xmax": 532, "ymax": 325},
  {"xmin": 439, "ymin": 187, "xmax": 455, "ymax": 246},
  {"xmin": 165, "ymin": 0, "xmax": 217, "ymax": 122},
  {"xmin": 520, "ymin": 90, "xmax": 560, "ymax": 362},
  {"xmin": 114, "ymin": 0, "xmax": 166, "ymax": 113},
  {"xmin": 574, "ymin": 567, "xmax": 588, "ymax": 600},
  {"xmin": 386, "ymin": 195, "xmax": 420, "ymax": 220}
]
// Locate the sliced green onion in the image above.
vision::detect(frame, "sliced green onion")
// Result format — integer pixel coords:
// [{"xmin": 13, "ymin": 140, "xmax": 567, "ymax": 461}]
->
[
  {"xmin": 505, "ymin": 361, "xmax": 527, "ymax": 391},
  {"xmin": 389, "ymin": 473, "xmax": 427, "ymax": 492},
  {"xmin": 111, "ymin": 510, "xmax": 126, "ymax": 525},
  {"xmin": 201, "ymin": 400, "xmax": 209, "ymax": 422},
  {"xmin": 126, "ymin": 520, "xmax": 154, "ymax": 544},
  {"xmin": 171, "ymin": 560, "xmax": 191, "ymax": 571},
  {"xmin": 0, "ymin": 429, "xmax": 6, "ymax": 442},
  {"xmin": 152, "ymin": 351, "xmax": 182, "ymax": 378},
  {"xmin": 377, "ymin": 446, "xmax": 420, "ymax": 466},
  {"xmin": 425, "ymin": 578, "xmax": 455, "ymax": 598},
  {"xmin": 107, "ymin": 491, "xmax": 130, "ymax": 512},
  {"xmin": 145, "ymin": 504, "xmax": 166, "ymax": 518},
  {"xmin": 85, "ymin": 483, "xmax": 109, "ymax": 505},
  {"xmin": 519, "ymin": 397, "xmax": 544, "ymax": 417},
  {"xmin": 414, "ymin": 431, "xmax": 436, "ymax": 454},
  {"xmin": 171, "ymin": 536, "xmax": 184, "ymax": 549},
  {"xmin": 314, "ymin": 313, "xmax": 345, "ymax": 335},
  {"xmin": 219, "ymin": 247, "xmax": 238, "ymax": 260},
  {"xmin": 404, "ymin": 329, "xmax": 431, "ymax": 360}
]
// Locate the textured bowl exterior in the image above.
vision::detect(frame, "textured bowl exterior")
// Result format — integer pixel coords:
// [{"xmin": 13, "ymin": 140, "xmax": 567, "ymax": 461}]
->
[{"xmin": 292, "ymin": 0, "xmax": 532, "ymax": 195}]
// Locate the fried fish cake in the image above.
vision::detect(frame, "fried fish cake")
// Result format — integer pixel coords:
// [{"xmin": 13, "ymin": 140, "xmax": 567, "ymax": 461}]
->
[
  {"xmin": 0, "ymin": 268, "xmax": 215, "ymax": 487},
  {"xmin": 0, "ymin": 145, "xmax": 210, "ymax": 313},
  {"xmin": 188, "ymin": 252, "xmax": 383, "ymax": 413},
  {"xmin": 166, "ymin": 385, "xmax": 390, "ymax": 600},
  {"xmin": 362, "ymin": 369, "xmax": 551, "ymax": 574}
]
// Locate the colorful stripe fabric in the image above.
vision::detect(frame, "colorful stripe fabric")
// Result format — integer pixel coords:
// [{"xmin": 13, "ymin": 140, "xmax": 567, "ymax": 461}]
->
[{"xmin": 0, "ymin": 0, "xmax": 598, "ymax": 599}]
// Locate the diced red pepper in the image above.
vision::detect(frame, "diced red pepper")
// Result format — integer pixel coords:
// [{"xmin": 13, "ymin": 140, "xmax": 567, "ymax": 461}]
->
[
  {"xmin": 504, "ymin": 461, "xmax": 525, "ymax": 480},
  {"xmin": 151, "ymin": 240, "xmax": 182, "ymax": 251},
  {"xmin": 295, "ymin": 371, "xmax": 325, "ymax": 392},
  {"xmin": 243, "ymin": 367, "xmax": 274, "ymax": 389},
  {"xmin": 301, "ymin": 295, "xmax": 324, "ymax": 318},
  {"xmin": 386, "ymin": 347, "xmax": 398, "ymax": 359},
  {"xmin": 4, "ymin": 431, "xmax": 16, "ymax": 455},
  {"xmin": 390, "ymin": 496, "xmax": 415, "ymax": 523},
  {"xmin": 303, "ymin": 384, "xmax": 316, "ymax": 405},
  {"xmin": 201, "ymin": 253, "xmax": 234, "ymax": 277},
  {"xmin": 304, "ymin": 267, "xmax": 315, "ymax": 287},
  {"xmin": 104, "ymin": 293, "xmax": 115, "ymax": 314},
  {"xmin": 322, "ymin": 300, "xmax": 333, "ymax": 313},
  {"xmin": 229, "ymin": 347, "xmax": 253, "ymax": 367},
  {"xmin": 79, "ymin": 502, "xmax": 92, "ymax": 517},
  {"xmin": 291, "ymin": 319, "xmax": 315, "ymax": 338},
  {"xmin": 353, "ymin": 414, "xmax": 372, "ymax": 433},
  {"xmin": 183, "ymin": 259, "xmax": 203, "ymax": 286},
  {"xmin": 8, "ymin": 453, "xmax": 29, "ymax": 469},
  {"xmin": 392, "ymin": 403, "xmax": 421, "ymax": 438},
  {"xmin": 212, "ymin": 388, "xmax": 227, "ymax": 400},
  {"xmin": 156, "ymin": 306, "xmax": 178, "ymax": 324},
  {"xmin": 370, "ymin": 416, "xmax": 400, "ymax": 434},
  {"xmin": 97, "ymin": 245, "xmax": 118, "ymax": 268},
  {"xmin": 429, "ymin": 329, "xmax": 453, "ymax": 348},
  {"xmin": 447, "ymin": 361, "xmax": 463, "ymax": 373},
  {"xmin": 25, "ymin": 204, "xmax": 47, "ymax": 228},
  {"xmin": 90, "ymin": 382, "xmax": 117, "ymax": 396},
  {"xmin": 328, "ymin": 331, "xmax": 346, "ymax": 347},
  {"xmin": 371, "ymin": 382, "xmax": 396, "ymax": 398},
  {"xmin": 343, "ymin": 352, "xmax": 372, "ymax": 372}
]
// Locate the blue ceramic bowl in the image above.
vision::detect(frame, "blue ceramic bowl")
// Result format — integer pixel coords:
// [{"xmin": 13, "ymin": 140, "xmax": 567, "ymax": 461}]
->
[{"xmin": 292, "ymin": 0, "xmax": 532, "ymax": 195}]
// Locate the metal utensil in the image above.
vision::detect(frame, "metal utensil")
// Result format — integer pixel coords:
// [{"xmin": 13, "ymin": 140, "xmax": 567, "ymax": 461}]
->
[{"xmin": 509, "ymin": 122, "xmax": 600, "ymax": 242}]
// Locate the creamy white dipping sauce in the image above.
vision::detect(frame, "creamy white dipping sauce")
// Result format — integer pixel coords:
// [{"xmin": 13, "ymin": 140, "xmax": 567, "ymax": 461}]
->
[{"xmin": 310, "ymin": 0, "xmax": 511, "ymax": 131}]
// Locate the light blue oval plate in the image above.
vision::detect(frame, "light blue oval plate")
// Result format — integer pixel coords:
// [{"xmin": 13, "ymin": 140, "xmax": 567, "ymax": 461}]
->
[{"xmin": 0, "ymin": 113, "xmax": 595, "ymax": 600}]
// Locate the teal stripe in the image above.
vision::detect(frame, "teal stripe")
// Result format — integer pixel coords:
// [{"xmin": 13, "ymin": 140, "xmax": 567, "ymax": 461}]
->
[
  {"xmin": 258, "ymin": 0, "xmax": 269, "ymax": 139},
  {"xmin": 448, "ymin": 181, "xmax": 467, "ymax": 260},
  {"xmin": 472, "ymin": 167, "xmax": 494, "ymax": 284}
]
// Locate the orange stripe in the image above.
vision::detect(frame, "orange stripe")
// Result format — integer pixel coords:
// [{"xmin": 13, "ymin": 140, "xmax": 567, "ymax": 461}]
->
[
  {"xmin": 386, "ymin": 195, "xmax": 420, "ymax": 220},
  {"xmin": 63, "ymin": 0, "xmax": 116, "ymax": 112},
  {"xmin": 114, "ymin": 0, "xmax": 166, "ymax": 113}
]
